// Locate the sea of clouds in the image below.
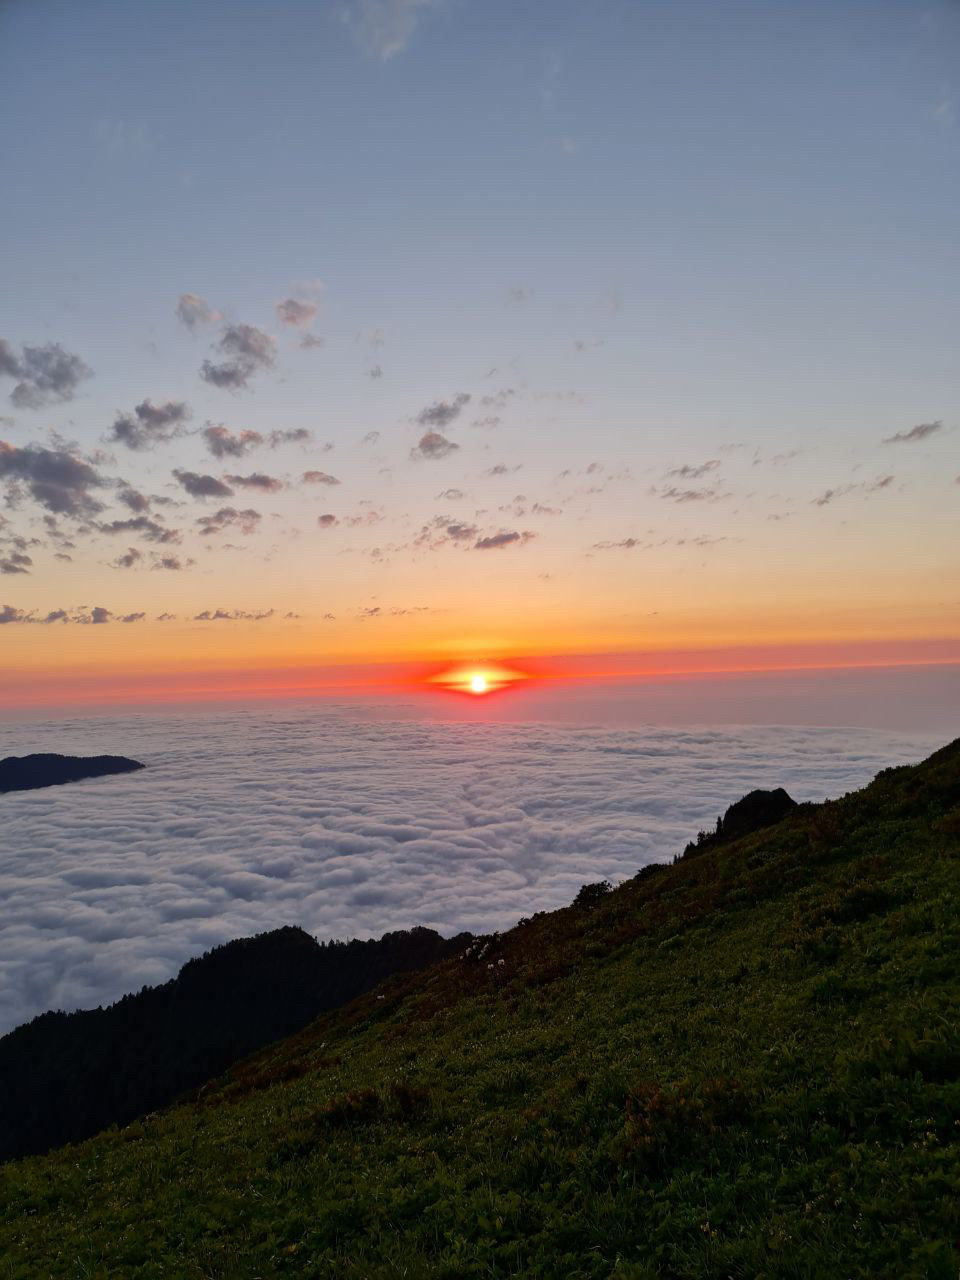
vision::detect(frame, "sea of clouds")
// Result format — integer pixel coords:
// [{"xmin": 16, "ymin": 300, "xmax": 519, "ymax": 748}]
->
[{"xmin": 0, "ymin": 707, "xmax": 944, "ymax": 1034}]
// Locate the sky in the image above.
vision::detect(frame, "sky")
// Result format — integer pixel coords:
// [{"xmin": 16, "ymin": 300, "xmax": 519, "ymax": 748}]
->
[{"xmin": 0, "ymin": 0, "xmax": 957, "ymax": 712}]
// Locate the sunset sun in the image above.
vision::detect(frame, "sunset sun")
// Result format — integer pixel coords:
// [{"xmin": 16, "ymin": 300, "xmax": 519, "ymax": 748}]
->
[{"xmin": 425, "ymin": 664, "xmax": 528, "ymax": 697}]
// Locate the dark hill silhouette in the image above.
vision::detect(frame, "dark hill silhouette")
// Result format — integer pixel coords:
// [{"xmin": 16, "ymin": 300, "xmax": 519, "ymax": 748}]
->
[
  {"xmin": 681, "ymin": 785, "xmax": 797, "ymax": 858},
  {"xmin": 0, "ymin": 924, "xmax": 469, "ymax": 1161},
  {"xmin": 0, "ymin": 753, "xmax": 144, "ymax": 794}
]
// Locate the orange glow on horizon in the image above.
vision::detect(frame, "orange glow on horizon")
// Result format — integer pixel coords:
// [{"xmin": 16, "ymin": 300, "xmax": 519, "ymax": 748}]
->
[{"xmin": 0, "ymin": 638, "xmax": 956, "ymax": 709}]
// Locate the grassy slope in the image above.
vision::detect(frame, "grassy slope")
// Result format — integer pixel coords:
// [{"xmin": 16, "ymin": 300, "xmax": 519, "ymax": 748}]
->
[{"xmin": 2, "ymin": 741, "xmax": 959, "ymax": 1279}]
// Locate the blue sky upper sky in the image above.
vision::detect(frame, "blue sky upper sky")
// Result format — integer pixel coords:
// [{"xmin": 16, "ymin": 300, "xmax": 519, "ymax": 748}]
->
[{"xmin": 0, "ymin": 0, "xmax": 957, "ymax": 699}]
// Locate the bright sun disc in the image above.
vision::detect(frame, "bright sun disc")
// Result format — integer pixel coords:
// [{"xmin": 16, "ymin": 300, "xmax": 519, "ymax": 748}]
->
[{"xmin": 426, "ymin": 663, "xmax": 527, "ymax": 697}]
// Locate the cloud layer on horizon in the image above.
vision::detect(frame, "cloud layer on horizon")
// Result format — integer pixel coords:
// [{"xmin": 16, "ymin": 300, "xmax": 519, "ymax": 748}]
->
[{"xmin": 0, "ymin": 713, "xmax": 938, "ymax": 1035}]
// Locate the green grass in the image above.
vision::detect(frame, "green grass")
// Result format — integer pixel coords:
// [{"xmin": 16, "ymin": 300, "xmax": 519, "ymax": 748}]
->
[{"xmin": 2, "ymin": 740, "xmax": 959, "ymax": 1278}]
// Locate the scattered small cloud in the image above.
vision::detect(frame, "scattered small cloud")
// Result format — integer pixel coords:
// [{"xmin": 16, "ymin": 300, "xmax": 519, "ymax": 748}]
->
[
  {"xmin": 343, "ymin": 507, "xmax": 385, "ymax": 528},
  {"xmin": 276, "ymin": 298, "xmax": 318, "ymax": 328},
  {"xmin": 117, "ymin": 487, "xmax": 151, "ymax": 513},
  {"xmin": 0, "ymin": 552, "xmax": 31, "ymax": 575},
  {"xmin": 196, "ymin": 506, "xmax": 262, "ymax": 536},
  {"xmin": 300, "ymin": 334, "xmax": 325, "ymax": 350},
  {"xmin": 415, "ymin": 392, "xmax": 470, "ymax": 430},
  {"xmin": 413, "ymin": 517, "xmax": 479, "ymax": 549},
  {"xmin": 0, "ymin": 340, "xmax": 93, "ymax": 409},
  {"xmin": 317, "ymin": 514, "xmax": 339, "ymax": 528},
  {"xmin": 302, "ymin": 470, "xmax": 340, "ymax": 486},
  {"xmin": 202, "ymin": 424, "xmax": 309, "ymax": 457},
  {"xmin": 109, "ymin": 399, "xmax": 190, "ymax": 451},
  {"xmin": 202, "ymin": 424, "xmax": 264, "ymax": 458},
  {"xmin": 200, "ymin": 324, "xmax": 277, "ymax": 391},
  {"xmin": 0, "ymin": 604, "xmax": 136, "ymax": 626},
  {"xmin": 111, "ymin": 546, "xmax": 143, "ymax": 569},
  {"xmin": 193, "ymin": 608, "xmax": 274, "ymax": 621},
  {"xmin": 224, "ymin": 472, "xmax": 284, "ymax": 493},
  {"xmin": 0, "ymin": 441, "xmax": 106, "ymax": 517},
  {"xmin": 270, "ymin": 429, "xmax": 312, "ymax": 448},
  {"xmin": 97, "ymin": 515, "xmax": 180, "ymax": 545},
  {"xmin": 172, "ymin": 469, "xmax": 235, "ymax": 499},
  {"xmin": 411, "ymin": 431, "xmax": 458, "ymax": 461},
  {"xmin": 474, "ymin": 530, "xmax": 534, "ymax": 550},
  {"xmin": 175, "ymin": 293, "xmax": 222, "ymax": 330}
]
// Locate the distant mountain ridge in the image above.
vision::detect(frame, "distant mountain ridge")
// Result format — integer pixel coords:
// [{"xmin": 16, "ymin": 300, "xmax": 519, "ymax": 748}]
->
[{"xmin": 0, "ymin": 752, "xmax": 144, "ymax": 793}]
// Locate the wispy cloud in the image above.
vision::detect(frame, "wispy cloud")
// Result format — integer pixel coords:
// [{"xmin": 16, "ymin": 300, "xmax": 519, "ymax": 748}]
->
[
  {"xmin": 350, "ymin": 0, "xmax": 438, "ymax": 61},
  {"xmin": 882, "ymin": 420, "xmax": 943, "ymax": 444},
  {"xmin": 656, "ymin": 485, "xmax": 726, "ymax": 504},
  {"xmin": 665, "ymin": 460, "xmax": 720, "ymax": 480},
  {"xmin": 813, "ymin": 476, "xmax": 895, "ymax": 507}
]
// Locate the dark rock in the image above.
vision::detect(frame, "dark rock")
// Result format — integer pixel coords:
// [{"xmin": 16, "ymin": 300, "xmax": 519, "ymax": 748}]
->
[
  {"xmin": 719, "ymin": 787, "xmax": 797, "ymax": 841},
  {"xmin": 682, "ymin": 787, "xmax": 797, "ymax": 859},
  {"xmin": 0, "ymin": 753, "xmax": 144, "ymax": 794}
]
